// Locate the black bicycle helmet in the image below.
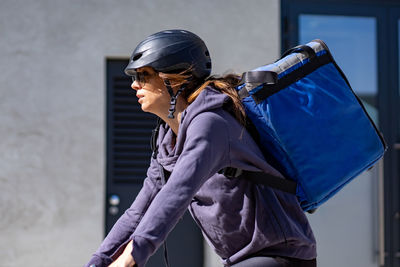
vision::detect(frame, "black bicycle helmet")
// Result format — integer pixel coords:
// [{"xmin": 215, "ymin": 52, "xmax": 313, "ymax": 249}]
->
[
  {"xmin": 124, "ymin": 29, "xmax": 211, "ymax": 79},
  {"xmin": 125, "ymin": 29, "xmax": 211, "ymax": 119}
]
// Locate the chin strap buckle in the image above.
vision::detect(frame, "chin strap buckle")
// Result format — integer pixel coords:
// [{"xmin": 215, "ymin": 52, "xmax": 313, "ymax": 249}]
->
[{"xmin": 164, "ymin": 78, "xmax": 187, "ymax": 119}]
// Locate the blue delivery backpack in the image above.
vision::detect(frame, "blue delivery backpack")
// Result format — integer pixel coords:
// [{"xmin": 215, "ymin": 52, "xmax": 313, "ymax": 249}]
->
[{"xmin": 226, "ymin": 39, "xmax": 387, "ymax": 213}]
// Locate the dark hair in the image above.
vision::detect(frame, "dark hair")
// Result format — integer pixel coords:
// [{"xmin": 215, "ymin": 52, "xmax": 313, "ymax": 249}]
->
[{"xmin": 158, "ymin": 70, "xmax": 246, "ymax": 125}]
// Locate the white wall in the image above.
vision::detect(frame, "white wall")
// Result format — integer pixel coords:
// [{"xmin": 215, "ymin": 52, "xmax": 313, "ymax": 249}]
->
[{"xmin": 0, "ymin": 0, "xmax": 280, "ymax": 266}]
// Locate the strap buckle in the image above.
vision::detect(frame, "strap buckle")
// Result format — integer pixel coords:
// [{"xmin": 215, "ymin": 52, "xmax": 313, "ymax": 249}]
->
[{"xmin": 218, "ymin": 167, "xmax": 243, "ymax": 178}]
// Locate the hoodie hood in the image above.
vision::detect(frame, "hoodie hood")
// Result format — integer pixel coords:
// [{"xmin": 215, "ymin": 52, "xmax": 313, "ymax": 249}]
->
[{"xmin": 156, "ymin": 87, "xmax": 229, "ymax": 171}]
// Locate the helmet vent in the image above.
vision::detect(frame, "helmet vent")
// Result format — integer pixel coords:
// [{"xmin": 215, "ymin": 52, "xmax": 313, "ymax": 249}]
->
[
  {"xmin": 205, "ymin": 50, "xmax": 210, "ymax": 56},
  {"xmin": 133, "ymin": 53, "xmax": 142, "ymax": 61}
]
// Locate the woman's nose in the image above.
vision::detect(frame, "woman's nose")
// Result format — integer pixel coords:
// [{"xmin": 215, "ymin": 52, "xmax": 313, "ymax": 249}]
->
[{"xmin": 131, "ymin": 80, "xmax": 140, "ymax": 90}]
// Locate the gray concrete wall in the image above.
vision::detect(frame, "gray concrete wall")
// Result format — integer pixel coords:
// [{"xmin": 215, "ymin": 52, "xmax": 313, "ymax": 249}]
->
[{"xmin": 0, "ymin": 0, "xmax": 280, "ymax": 266}]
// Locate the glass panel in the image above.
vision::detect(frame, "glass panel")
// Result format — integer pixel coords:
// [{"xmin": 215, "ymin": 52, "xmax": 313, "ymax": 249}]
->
[{"xmin": 299, "ymin": 15, "xmax": 378, "ymax": 124}]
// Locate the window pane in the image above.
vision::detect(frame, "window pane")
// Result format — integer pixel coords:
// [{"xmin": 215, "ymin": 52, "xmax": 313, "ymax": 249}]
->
[{"xmin": 299, "ymin": 15, "xmax": 378, "ymax": 123}]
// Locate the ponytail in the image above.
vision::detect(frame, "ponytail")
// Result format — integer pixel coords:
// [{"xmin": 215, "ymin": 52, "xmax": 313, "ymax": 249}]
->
[
  {"xmin": 159, "ymin": 71, "xmax": 246, "ymax": 125},
  {"xmin": 187, "ymin": 74, "xmax": 246, "ymax": 125}
]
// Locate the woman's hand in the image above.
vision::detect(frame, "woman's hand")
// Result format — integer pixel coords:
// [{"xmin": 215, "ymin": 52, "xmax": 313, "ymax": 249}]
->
[{"xmin": 108, "ymin": 240, "xmax": 136, "ymax": 267}]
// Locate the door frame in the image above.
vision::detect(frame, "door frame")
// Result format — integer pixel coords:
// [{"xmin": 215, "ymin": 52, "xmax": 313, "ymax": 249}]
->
[{"xmin": 281, "ymin": 1, "xmax": 400, "ymax": 266}]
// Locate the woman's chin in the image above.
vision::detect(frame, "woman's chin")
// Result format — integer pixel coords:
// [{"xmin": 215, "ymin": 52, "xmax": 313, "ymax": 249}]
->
[{"xmin": 140, "ymin": 104, "xmax": 151, "ymax": 113}]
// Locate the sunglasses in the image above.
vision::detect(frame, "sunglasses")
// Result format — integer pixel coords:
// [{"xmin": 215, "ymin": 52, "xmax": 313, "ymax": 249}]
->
[{"xmin": 131, "ymin": 70, "xmax": 154, "ymax": 86}]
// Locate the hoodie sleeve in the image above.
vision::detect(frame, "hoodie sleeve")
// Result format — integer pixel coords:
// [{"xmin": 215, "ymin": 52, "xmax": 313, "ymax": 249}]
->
[
  {"xmin": 130, "ymin": 111, "xmax": 231, "ymax": 267},
  {"xmin": 84, "ymin": 157, "xmax": 163, "ymax": 267}
]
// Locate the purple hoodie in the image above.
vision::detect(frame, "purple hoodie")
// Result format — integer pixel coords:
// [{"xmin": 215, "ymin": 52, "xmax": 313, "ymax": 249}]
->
[{"xmin": 85, "ymin": 87, "xmax": 316, "ymax": 267}]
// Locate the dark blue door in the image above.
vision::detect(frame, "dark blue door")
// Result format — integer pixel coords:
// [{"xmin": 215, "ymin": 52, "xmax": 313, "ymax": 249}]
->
[{"xmin": 105, "ymin": 59, "xmax": 204, "ymax": 267}]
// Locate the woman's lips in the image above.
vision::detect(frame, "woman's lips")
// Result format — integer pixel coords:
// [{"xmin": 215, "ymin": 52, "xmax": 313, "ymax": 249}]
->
[{"xmin": 136, "ymin": 94, "xmax": 144, "ymax": 103}]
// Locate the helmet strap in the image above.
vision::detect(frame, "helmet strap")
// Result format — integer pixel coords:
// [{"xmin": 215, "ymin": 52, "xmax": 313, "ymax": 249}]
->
[{"xmin": 164, "ymin": 79, "xmax": 186, "ymax": 119}]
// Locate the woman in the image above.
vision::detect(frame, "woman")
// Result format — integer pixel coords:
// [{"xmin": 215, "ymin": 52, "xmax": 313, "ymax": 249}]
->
[{"xmin": 85, "ymin": 29, "xmax": 317, "ymax": 267}]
